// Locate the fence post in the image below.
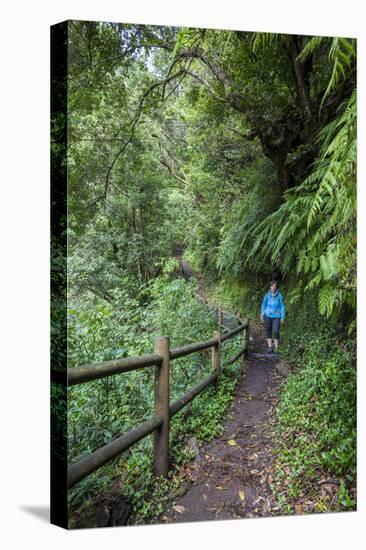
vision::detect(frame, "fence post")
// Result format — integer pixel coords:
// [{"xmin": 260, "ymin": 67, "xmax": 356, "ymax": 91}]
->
[
  {"xmin": 242, "ymin": 319, "xmax": 250, "ymax": 358},
  {"xmin": 153, "ymin": 336, "xmax": 170, "ymax": 477},
  {"xmin": 212, "ymin": 330, "xmax": 221, "ymax": 387},
  {"xmin": 218, "ymin": 308, "xmax": 223, "ymax": 328}
]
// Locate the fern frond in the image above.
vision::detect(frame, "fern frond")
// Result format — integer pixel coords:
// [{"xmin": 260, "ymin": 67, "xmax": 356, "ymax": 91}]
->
[
  {"xmin": 321, "ymin": 37, "xmax": 356, "ymax": 106},
  {"xmin": 248, "ymin": 87, "xmax": 356, "ymax": 322},
  {"xmin": 252, "ymin": 32, "xmax": 278, "ymax": 52}
]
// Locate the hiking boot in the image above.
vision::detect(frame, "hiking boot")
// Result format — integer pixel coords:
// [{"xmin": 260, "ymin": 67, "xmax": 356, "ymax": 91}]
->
[{"xmin": 267, "ymin": 347, "xmax": 273, "ymax": 354}]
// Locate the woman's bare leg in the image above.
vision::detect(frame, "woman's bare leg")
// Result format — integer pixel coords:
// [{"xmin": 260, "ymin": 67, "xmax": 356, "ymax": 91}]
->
[
  {"xmin": 267, "ymin": 338, "xmax": 272, "ymax": 349},
  {"xmin": 273, "ymin": 338, "xmax": 279, "ymax": 351}
]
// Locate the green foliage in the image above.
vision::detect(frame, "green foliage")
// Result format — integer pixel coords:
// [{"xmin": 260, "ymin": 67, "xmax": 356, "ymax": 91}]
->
[
  {"xmin": 274, "ymin": 302, "xmax": 356, "ymax": 512},
  {"xmin": 247, "ymin": 90, "xmax": 356, "ymax": 324},
  {"xmin": 151, "ymin": 276, "xmax": 215, "ymax": 340},
  {"xmin": 120, "ymin": 344, "xmax": 244, "ymax": 525},
  {"xmin": 252, "ymin": 32, "xmax": 279, "ymax": 52},
  {"xmin": 208, "ymin": 273, "xmax": 264, "ymax": 319},
  {"xmin": 215, "ymin": 154, "xmax": 279, "ymax": 278},
  {"xmin": 64, "ymin": 21, "xmax": 357, "ymax": 524},
  {"xmin": 68, "ymin": 265, "xmax": 245, "ymax": 524},
  {"xmin": 298, "ymin": 36, "xmax": 356, "ymax": 106}
]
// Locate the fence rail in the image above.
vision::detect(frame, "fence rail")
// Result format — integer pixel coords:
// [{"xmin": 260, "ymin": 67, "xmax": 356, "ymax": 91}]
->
[{"xmin": 67, "ymin": 308, "xmax": 250, "ymax": 489}]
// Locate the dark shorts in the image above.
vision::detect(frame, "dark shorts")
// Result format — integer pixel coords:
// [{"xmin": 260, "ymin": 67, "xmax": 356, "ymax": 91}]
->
[{"xmin": 264, "ymin": 315, "xmax": 281, "ymax": 339}]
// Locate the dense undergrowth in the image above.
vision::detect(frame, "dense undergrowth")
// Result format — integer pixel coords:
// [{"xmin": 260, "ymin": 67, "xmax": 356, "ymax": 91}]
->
[
  {"xmin": 272, "ymin": 297, "xmax": 356, "ymax": 513},
  {"xmin": 68, "ymin": 262, "xmax": 246, "ymax": 526},
  {"xmin": 205, "ymin": 281, "xmax": 357, "ymax": 515}
]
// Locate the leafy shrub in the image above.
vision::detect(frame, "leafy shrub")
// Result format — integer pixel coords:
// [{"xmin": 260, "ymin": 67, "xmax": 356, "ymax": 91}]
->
[
  {"xmin": 67, "ymin": 269, "xmax": 245, "ymax": 524},
  {"xmin": 275, "ymin": 302, "xmax": 356, "ymax": 511},
  {"xmin": 208, "ymin": 273, "xmax": 264, "ymax": 320}
]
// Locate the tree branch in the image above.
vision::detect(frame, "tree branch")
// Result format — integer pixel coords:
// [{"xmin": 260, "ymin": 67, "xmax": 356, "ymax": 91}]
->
[
  {"xmin": 89, "ymin": 70, "xmax": 188, "ymax": 206},
  {"xmin": 288, "ymin": 35, "xmax": 313, "ymax": 117},
  {"xmin": 159, "ymin": 160, "xmax": 187, "ymax": 187}
]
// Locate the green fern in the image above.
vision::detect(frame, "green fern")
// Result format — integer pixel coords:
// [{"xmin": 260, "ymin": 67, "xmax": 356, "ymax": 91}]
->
[
  {"xmin": 298, "ymin": 35, "xmax": 356, "ymax": 107},
  {"xmin": 252, "ymin": 32, "xmax": 279, "ymax": 52},
  {"xmin": 247, "ymin": 88, "xmax": 356, "ymax": 321},
  {"xmin": 318, "ymin": 284, "xmax": 338, "ymax": 316}
]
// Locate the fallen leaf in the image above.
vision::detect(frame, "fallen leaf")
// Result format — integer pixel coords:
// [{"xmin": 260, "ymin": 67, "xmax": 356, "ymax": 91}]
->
[
  {"xmin": 203, "ymin": 494, "xmax": 208, "ymax": 501},
  {"xmin": 215, "ymin": 503, "xmax": 226, "ymax": 515},
  {"xmin": 239, "ymin": 490, "xmax": 246, "ymax": 501},
  {"xmin": 227, "ymin": 439, "xmax": 237, "ymax": 446},
  {"xmin": 262, "ymin": 499, "xmax": 270, "ymax": 514},
  {"xmin": 221, "ymin": 475, "xmax": 231, "ymax": 484},
  {"xmin": 173, "ymin": 504, "xmax": 185, "ymax": 514}
]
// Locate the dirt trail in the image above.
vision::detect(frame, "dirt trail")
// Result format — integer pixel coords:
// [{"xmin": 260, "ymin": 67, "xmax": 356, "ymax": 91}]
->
[
  {"xmin": 162, "ymin": 323, "xmax": 285, "ymax": 523},
  {"xmin": 175, "ymin": 250, "xmax": 220, "ymax": 311}
]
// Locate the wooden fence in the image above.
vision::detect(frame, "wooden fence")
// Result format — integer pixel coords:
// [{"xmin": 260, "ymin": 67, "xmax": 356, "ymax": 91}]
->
[{"xmin": 67, "ymin": 309, "xmax": 250, "ymax": 490}]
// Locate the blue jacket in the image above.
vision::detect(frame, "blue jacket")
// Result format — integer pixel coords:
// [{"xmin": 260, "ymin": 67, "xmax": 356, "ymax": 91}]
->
[{"xmin": 261, "ymin": 289, "xmax": 286, "ymax": 320}]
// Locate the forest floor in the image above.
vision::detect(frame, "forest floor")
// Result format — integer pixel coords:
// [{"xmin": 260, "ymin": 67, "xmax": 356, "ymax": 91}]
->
[{"xmin": 158, "ymin": 322, "xmax": 291, "ymax": 524}]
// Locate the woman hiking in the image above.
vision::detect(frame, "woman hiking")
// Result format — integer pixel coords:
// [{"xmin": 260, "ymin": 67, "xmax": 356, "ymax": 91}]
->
[{"xmin": 260, "ymin": 279, "xmax": 286, "ymax": 354}]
